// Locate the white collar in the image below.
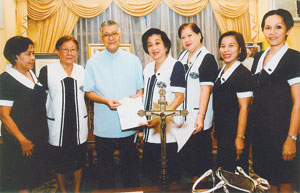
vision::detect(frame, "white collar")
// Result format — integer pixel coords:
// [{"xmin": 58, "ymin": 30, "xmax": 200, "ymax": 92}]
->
[
  {"xmin": 255, "ymin": 43, "xmax": 289, "ymax": 74},
  {"xmin": 217, "ymin": 61, "xmax": 241, "ymax": 84},
  {"xmin": 5, "ymin": 64, "xmax": 41, "ymax": 89},
  {"xmin": 189, "ymin": 46, "xmax": 208, "ymax": 66},
  {"xmin": 154, "ymin": 54, "xmax": 176, "ymax": 75},
  {"xmin": 179, "ymin": 46, "xmax": 206, "ymax": 64},
  {"xmin": 58, "ymin": 61, "xmax": 76, "ymax": 79}
]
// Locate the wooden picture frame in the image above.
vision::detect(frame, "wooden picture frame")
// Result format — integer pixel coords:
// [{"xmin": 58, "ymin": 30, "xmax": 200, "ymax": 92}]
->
[
  {"xmin": 245, "ymin": 42, "xmax": 262, "ymax": 51},
  {"xmin": 272, "ymin": 0, "xmax": 300, "ymax": 20},
  {"xmin": 34, "ymin": 53, "xmax": 60, "ymax": 76},
  {"xmin": 245, "ymin": 42, "xmax": 263, "ymax": 57},
  {"xmin": 87, "ymin": 43, "xmax": 132, "ymax": 58}
]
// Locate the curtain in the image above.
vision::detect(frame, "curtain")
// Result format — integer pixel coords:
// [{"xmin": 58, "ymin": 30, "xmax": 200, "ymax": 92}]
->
[
  {"xmin": 27, "ymin": 0, "xmax": 210, "ymax": 18},
  {"xmin": 114, "ymin": 0, "xmax": 162, "ymax": 17},
  {"xmin": 72, "ymin": 1, "xmax": 220, "ymax": 67},
  {"xmin": 28, "ymin": 5, "xmax": 79, "ymax": 53},
  {"xmin": 26, "ymin": 0, "xmax": 250, "ymax": 54},
  {"xmin": 28, "ymin": 0, "xmax": 63, "ymax": 20},
  {"xmin": 64, "ymin": 0, "xmax": 112, "ymax": 18},
  {"xmin": 164, "ymin": 0, "xmax": 209, "ymax": 16},
  {"xmin": 210, "ymin": 0, "xmax": 252, "ymax": 42}
]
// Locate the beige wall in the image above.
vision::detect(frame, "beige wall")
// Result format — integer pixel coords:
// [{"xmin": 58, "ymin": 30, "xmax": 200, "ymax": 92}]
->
[
  {"xmin": 0, "ymin": 0, "xmax": 16, "ymax": 73},
  {"xmin": 0, "ymin": 0, "xmax": 16, "ymax": 132},
  {"xmin": 257, "ymin": 0, "xmax": 270, "ymax": 49},
  {"xmin": 287, "ymin": 25, "xmax": 300, "ymax": 51}
]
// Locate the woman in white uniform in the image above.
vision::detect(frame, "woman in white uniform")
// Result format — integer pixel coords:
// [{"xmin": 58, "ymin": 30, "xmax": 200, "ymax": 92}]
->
[
  {"xmin": 177, "ymin": 23, "xmax": 219, "ymax": 179},
  {"xmin": 39, "ymin": 36, "xmax": 88, "ymax": 193},
  {"xmin": 141, "ymin": 28, "xmax": 186, "ymax": 184}
]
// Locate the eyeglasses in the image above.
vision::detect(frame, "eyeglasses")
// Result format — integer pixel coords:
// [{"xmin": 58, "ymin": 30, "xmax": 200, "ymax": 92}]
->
[
  {"xmin": 60, "ymin": 48, "xmax": 77, "ymax": 54},
  {"xmin": 102, "ymin": 32, "xmax": 119, "ymax": 39}
]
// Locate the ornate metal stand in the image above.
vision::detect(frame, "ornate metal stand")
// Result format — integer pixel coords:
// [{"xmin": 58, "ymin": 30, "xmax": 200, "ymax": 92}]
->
[{"xmin": 138, "ymin": 88, "xmax": 188, "ymax": 192}]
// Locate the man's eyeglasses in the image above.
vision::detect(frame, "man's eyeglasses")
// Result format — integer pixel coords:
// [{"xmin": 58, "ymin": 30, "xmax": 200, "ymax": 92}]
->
[
  {"xmin": 102, "ymin": 32, "xmax": 119, "ymax": 39},
  {"xmin": 60, "ymin": 48, "xmax": 77, "ymax": 54}
]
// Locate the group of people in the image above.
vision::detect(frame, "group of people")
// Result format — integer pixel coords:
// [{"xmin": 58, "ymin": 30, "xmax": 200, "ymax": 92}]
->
[{"xmin": 0, "ymin": 8, "xmax": 299, "ymax": 193}]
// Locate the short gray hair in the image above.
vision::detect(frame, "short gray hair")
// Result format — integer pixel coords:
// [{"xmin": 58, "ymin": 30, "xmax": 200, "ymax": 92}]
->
[{"xmin": 100, "ymin": 20, "xmax": 120, "ymax": 32}]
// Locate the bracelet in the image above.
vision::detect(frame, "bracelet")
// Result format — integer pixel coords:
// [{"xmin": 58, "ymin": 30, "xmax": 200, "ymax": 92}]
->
[
  {"xmin": 198, "ymin": 112, "xmax": 205, "ymax": 117},
  {"xmin": 287, "ymin": 134, "xmax": 297, "ymax": 141},
  {"xmin": 236, "ymin": 135, "xmax": 245, "ymax": 139}
]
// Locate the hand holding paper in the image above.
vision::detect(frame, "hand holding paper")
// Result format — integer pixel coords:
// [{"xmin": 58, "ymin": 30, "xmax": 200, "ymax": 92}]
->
[{"xmin": 117, "ymin": 97, "xmax": 147, "ymax": 130}]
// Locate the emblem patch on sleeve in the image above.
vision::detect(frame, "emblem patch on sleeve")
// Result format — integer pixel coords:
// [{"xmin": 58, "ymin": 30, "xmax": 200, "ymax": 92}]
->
[{"xmin": 189, "ymin": 72, "xmax": 199, "ymax": 79}]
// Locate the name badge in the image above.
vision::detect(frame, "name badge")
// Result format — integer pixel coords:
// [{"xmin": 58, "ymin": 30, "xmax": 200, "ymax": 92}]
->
[{"xmin": 157, "ymin": 81, "xmax": 167, "ymax": 88}]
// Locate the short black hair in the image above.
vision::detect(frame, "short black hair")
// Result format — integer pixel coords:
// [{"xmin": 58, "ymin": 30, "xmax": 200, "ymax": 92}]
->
[
  {"xmin": 3, "ymin": 36, "xmax": 33, "ymax": 66},
  {"xmin": 218, "ymin": 31, "xmax": 247, "ymax": 62},
  {"xmin": 261, "ymin": 9, "xmax": 294, "ymax": 31},
  {"xmin": 178, "ymin": 23, "xmax": 203, "ymax": 43},
  {"xmin": 142, "ymin": 28, "xmax": 171, "ymax": 55},
  {"xmin": 55, "ymin": 35, "xmax": 79, "ymax": 51}
]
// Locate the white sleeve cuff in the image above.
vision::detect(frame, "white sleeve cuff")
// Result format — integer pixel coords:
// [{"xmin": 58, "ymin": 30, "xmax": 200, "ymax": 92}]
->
[
  {"xmin": 83, "ymin": 86, "xmax": 95, "ymax": 92},
  {"xmin": 200, "ymin": 82, "xmax": 214, "ymax": 86},
  {"xmin": 287, "ymin": 77, "xmax": 300, "ymax": 86},
  {"xmin": 236, "ymin": 91, "xmax": 253, "ymax": 98},
  {"xmin": 0, "ymin": 100, "xmax": 14, "ymax": 106},
  {"xmin": 171, "ymin": 86, "xmax": 185, "ymax": 93}
]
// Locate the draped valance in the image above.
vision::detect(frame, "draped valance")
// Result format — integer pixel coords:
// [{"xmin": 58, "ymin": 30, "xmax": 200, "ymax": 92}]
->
[
  {"xmin": 22, "ymin": 0, "xmax": 254, "ymax": 52},
  {"xmin": 164, "ymin": 0, "xmax": 209, "ymax": 17},
  {"xmin": 27, "ymin": 0, "xmax": 209, "ymax": 19},
  {"xmin": 210, "ymin": 0, "xmax": 249, "ymax": 18},
  {"xmin": 28, "ymin": 0, "xmax": 63, "ymax": 20}
]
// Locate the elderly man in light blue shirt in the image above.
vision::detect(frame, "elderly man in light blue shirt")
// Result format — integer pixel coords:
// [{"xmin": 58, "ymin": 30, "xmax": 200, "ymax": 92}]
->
[{"xmin": 84, "ymin": 20, "xmax": 143, "ymax": 189}]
